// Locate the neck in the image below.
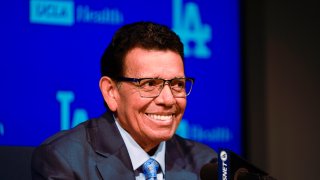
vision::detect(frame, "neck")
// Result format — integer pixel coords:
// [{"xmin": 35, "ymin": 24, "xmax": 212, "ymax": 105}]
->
[
  {"xmin": 140, "ymin": 141, "xmax": 159, "ymax": 153},
  {"xmin": 146, "ymin": 145, "xmax": 159, "ymax": 156}
]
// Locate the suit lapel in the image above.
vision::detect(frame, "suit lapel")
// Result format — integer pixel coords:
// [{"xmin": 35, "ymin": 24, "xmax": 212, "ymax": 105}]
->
[
  {"xmin": 87, "ymin": 112, "xmax": 135, "ymax": 179},
  {"xmin": 165, "ymin": 136, "xmax": 198, "ymax": 180},
  {"xmin": 95, "ymin": 146, "xmax": 135, "ymax": 179}
]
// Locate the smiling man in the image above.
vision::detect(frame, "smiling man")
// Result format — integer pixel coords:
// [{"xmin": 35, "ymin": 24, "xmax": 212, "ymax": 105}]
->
[{"xmin": 32, "ymin": 22, "xmax": 217, "ymax": 180}]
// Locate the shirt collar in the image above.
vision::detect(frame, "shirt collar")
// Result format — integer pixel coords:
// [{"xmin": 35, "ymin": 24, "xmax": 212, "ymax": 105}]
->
[{"xmin": 114, "ymin": 118, "xmax": 166, "ymax": 174}]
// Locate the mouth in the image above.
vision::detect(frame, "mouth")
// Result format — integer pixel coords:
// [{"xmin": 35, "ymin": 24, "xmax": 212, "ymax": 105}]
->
[{"xmin": 145, "ymin": 113, "xmax": 174, "ymax": 121}]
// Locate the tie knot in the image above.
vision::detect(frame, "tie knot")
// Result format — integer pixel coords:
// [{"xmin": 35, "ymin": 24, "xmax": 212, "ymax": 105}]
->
[{"xmin": 142, "ymin": 158, "xmax": 159, "ymax": 180}]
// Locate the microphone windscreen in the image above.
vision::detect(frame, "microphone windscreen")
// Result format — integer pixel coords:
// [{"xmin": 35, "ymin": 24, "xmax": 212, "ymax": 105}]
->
[
  {"xmin": 234, "ymin": 168, "xmax": 261, "ymax": 180},
  {"xmin": 234, "ymin": 168, "xmax": 249, "ymax": 180},
  {"xmin": 200, "ymin": 161, "xmax": 218, "ymax": 180}
]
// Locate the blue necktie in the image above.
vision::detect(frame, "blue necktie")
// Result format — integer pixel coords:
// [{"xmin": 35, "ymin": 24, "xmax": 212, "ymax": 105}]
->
[{"xmin": 142, "ymin": 158, "xmax": 159, "ymax": 180}]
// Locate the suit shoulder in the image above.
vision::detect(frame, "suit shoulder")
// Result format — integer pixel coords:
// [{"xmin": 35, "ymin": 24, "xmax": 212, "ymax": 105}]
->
[
  {"xmin": 166, "ymin": 135, "xmax": 217, "ymax": 175},
  {"xmin": 41, "ymin": 120, "xmax": 89, "ymax": 146},
  {"xmin": 171, "ymin": 134, "xmax": 217, "ymax": 159},
  {"xmin": 39, "ymin": 115, "xmax": 105, "ymax": 149}
]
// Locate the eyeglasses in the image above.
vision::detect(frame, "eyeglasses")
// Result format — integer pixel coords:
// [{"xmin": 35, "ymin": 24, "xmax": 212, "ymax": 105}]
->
[{"xmin": 116, "ymin": 77, "xmax": 195, "ymax": 98}]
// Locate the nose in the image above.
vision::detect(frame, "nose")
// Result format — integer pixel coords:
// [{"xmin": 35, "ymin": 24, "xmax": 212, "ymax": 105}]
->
[{"xmin": 154, "ymin": 84, "xmax": 176, "ymax": 106}]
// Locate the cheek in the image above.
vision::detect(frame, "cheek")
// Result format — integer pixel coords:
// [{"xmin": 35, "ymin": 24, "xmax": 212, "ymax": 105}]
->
[
  {"xmin": 121, "ymin": 95, "xmax": 153, "ymax": 123},
  {"xmin": 178, "ymin": 99, "xmax": 187, "ymax": 113},
  {"xmin": 173, "ymin": 99, "xmax": 187, "ymax": 127}
]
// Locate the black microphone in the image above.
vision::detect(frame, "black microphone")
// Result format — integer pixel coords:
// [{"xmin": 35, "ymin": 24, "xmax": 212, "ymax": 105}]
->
[
  {"xmin": 218, "ymin": 149, "xmax": 277, "ymax": 180},
  {"xmin": 235, "ymin": 168, "xmax": 277, "ymax": 180},
  {"xmin": 200, "ymin": 159, "xmax": 218, "ymax": 180}
]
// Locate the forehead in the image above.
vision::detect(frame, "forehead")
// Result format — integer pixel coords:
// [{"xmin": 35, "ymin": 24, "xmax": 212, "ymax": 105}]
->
[{"xmin": 123, "ymin": 47, "xmax": 185, "ymax": 78}]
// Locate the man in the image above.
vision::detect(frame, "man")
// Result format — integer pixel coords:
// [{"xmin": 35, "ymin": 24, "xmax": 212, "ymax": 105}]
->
[{"xmin": 32, "ymin": 21, "xmax": 217, "ymax": 179}]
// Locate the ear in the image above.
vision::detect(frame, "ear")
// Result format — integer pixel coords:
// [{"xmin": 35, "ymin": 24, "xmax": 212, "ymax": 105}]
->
[{"xmin": 99, "ymin": 76, "xmax": 119, "ymax": 112}]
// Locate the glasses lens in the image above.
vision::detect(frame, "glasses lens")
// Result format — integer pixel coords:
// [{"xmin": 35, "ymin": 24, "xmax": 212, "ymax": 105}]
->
[
  {"xmin": 138, "ymin": 79, "xmax": 163, "ymax": 97},
  {"xmin": 171, "ymin": 78, "xmax": 193, "ymax": 97},
  {"xmin": 185, "ymin": 78, "xmax": 193, "ymax": 96}
]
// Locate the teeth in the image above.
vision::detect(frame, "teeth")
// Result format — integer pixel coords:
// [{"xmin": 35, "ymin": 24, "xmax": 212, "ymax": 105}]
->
[{"xmin": 147, "ymin": 114, "xmax": 173, "ymax": 121}]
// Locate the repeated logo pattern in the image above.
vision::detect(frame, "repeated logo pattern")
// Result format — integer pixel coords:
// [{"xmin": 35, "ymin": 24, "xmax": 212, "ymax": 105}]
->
[{"xmin": 142, "ymin": 158, "xmax": 160, "ymax": 180}]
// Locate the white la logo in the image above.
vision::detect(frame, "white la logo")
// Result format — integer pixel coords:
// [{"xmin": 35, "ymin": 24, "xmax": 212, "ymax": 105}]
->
[
  {"xmin": 172, "ymin": 0, "xmax": 212, "ymax": 59},
  {"xmin": 56, "ymin": 91, "xmax": 88, "ymax": 130}
]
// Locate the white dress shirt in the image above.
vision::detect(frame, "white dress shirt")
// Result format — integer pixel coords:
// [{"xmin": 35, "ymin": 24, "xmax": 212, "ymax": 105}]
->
[{"xmin": 115, "ymin": 120, "xmax": 166, "ymax": 180}]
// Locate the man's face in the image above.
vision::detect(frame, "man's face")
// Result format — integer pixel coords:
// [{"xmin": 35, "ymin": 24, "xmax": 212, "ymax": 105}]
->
[{"xmin": 115, "ymin": 47, "xmax": 186, "ymax": 151}]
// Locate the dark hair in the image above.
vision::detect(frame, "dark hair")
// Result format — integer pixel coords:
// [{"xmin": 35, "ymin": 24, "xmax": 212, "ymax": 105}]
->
[{"xmin": 100, "ymin": 21, "xmax": 184, "ymax": 79}]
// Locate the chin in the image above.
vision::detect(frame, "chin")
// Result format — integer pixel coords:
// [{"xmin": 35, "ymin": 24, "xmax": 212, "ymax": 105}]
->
[{"xmin": 153, "ymin": 130, "xmax": 175, "ymax": 141}]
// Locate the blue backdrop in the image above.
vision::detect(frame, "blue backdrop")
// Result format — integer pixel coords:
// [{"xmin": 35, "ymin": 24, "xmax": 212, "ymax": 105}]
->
[{"xmin": 0, "ymin": 0, "xmax": 241, "ymax": 154}]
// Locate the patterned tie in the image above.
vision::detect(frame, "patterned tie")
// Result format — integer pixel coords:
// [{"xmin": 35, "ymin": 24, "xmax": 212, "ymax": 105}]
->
[{"xmin": 142, "ymin": 158, "xmax": 159, "ymax": 180}]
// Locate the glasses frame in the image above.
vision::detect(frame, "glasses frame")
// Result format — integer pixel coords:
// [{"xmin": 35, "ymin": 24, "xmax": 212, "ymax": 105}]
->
[{"xmin": 116, "ymin": 77, "xmax": 195, "ymax": 98}]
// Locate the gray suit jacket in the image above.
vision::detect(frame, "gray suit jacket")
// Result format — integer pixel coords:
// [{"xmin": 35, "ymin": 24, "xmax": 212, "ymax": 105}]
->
[{"xmin": 31, "ymin": 112, "xmax": 217, "ymax": 179}]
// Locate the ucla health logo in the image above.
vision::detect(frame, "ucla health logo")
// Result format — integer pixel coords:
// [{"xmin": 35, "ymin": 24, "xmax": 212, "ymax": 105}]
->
[
  {"xmin": 176, "ymin": 119, "xmax": 232, "ymax": 143},
  {"xmin": 30, "ymin": 0, "xmax": 75, "ymax": 26},
  {"xmin": 29, "ymin": 0, "xmax": 124, "ymax": 26}
]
